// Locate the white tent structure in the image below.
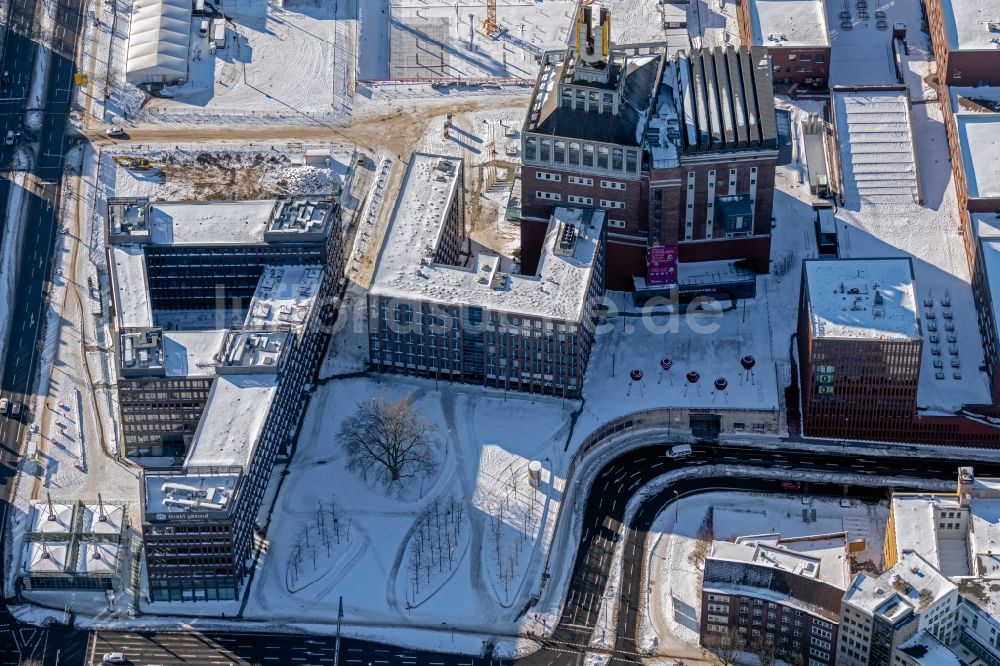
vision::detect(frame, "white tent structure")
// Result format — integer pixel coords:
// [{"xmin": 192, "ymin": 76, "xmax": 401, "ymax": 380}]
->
[{"xmin": 125, "ymin": 0, "xmax": 192, "ymax": 85}]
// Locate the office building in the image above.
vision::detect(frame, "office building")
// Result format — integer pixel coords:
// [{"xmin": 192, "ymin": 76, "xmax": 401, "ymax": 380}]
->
[{"xmin": 368, "ymin": 153, "xmax": 606, "ymax": 398}]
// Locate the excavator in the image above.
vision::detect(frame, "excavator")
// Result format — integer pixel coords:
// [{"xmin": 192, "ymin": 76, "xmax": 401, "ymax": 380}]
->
[{"xmin": 112, "ymin": 155, "xmax": 151, "ymax": 170}]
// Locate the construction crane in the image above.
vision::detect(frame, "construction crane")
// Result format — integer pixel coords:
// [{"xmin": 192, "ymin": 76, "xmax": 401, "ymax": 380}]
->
[
  {"xmin": 112, "ymin": 155, "xmax": 152, "ymax": 170},
  {"xmin": 483, "ymin": 0, "xmax": 499, "ymax": 36}
]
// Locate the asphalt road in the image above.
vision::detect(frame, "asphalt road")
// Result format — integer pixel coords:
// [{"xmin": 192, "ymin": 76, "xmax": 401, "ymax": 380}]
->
[
  {"xmin": 0, "ymin": 0, "xmax": 84, "ymax": 661},
  {"xmin": 66, "ymin": 444, "xmax": 1000, "ymax": 666},
  {"xmin": 88, "ymin": 631, "xmax": 506, "ymax": 666}
]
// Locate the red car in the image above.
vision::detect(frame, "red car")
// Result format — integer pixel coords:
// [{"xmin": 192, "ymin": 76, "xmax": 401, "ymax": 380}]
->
[{"xmin": 781, "ymin": 480, "xmax": 802, "ymax": 491}]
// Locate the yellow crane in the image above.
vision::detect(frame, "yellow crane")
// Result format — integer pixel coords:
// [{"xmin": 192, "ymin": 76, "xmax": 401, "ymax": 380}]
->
[{"xmin": 483, "ymin": 0, "xmax": 499, "ymax": 36}]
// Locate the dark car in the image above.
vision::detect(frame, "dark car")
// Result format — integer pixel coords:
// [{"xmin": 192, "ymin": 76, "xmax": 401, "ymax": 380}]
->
[
  {"xmin": 9, "ymin": 401, "xmax": 23, "ymax": 420},
  {"xmin": 0, "ymin": 71, "xmax": 10, "ymax": 87}
]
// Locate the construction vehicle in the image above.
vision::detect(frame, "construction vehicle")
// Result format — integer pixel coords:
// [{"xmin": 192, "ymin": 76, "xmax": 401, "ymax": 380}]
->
[{"xmin": 112, "ymin": 155, "xmax": 152, "ymax": 170}]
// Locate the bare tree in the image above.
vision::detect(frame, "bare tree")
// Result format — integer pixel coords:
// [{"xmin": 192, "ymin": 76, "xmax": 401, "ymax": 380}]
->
[
  {"xmin": 688, "ymin": 506, "xmax": 715, "ymax": 569},
  {"xmin": 337, "ymin": 396, "xmax": 439, "ymax": 492},
  {"xmin": 751, "ymin": 634, "xmax": 777, "ymax": 666},
  {"xmin": 708, "ymin": 627, "xmax": 743, "ymax": 665}
]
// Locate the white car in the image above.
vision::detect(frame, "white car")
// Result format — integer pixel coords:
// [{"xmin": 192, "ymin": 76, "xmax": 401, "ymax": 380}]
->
[
  {"xmin": 4, "ymin": 130, "xmax": 13, "ymax": 146},
  {"xmin": 102, "ymin": 653, "xmax": 127, "ymax": 664},
  {"xmin": 0, "ymin": 397, "xmax": 8, "ymax": 414},
  {"xmin": 105, "ymin": 126, "xmax": 126, "ymax": 138}
]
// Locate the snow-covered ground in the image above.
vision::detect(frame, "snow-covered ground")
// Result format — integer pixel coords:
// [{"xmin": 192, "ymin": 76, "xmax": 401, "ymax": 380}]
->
[{"xmin": 241, "ymin": 375, "xmax": 574, "ymax": 637}]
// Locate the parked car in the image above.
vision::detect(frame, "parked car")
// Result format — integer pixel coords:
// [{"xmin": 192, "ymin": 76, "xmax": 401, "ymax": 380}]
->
[
  {"xmin": 105, "ymin": 126, "xmax": 126, "ymax": 138},
  {"xmin": 4, "ymin": 130, "xmax": 14, "ymax": 146},
  {"xmin": 1, "ymin": 71, "xmax": 11, "ymax": 87},
  {"xmin": 0, "ymin": 398, "xmax": 8, "ymax": 415},
  {"xmin": 780, "ymin": 480, "xmax": 802, "ymax": 491},
  {"xmin": 9, "ymin": 401, "xmax": 23, "ymax": 419},
  {"xmin": 103, "ymin": 652, "xmax": 127, "ymax": 664}
]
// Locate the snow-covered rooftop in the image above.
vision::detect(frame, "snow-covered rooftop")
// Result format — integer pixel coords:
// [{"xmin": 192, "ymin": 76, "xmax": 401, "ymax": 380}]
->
[
  {"xmin": 76, "ymin": 542, "xmax": 121, "ymax": 575},
  {"xmin": 804, "ymin": 259, "xmax": 920, "ymax": 341},
  {"xmin": 245, "ymin": 265, "xmax": 323, "ymax": 328},
  {"xmin": 898, "ymin": 630, "xmax": 963, "ymax": 666},
  {"xmin": 218, "ymin": 329, "xmax": 290, "ymax": 372},
  {"xmin": 956, "ymin": 115, "xmax": 1000, "ymax": 199},
  {"xmin": 183, "ymin": 374, "xmax": 279, "ymax": 468},
  {"xmin": 110, "ymin": 246, "xmax": 153, "ymax": 328},
  {"xmin": 711, "ymin": 532, "xmax": 849, "ymax": 589},
  {"xmin": 24, "ymin": 542, "xmax": 68, "ymax": 574},
  {"xmin": 163, "ymin": 329, "xmax": 226, "ymax": 377},
  {"xmin": 937, "ymin": 0, "xmax": 1000, "ymax": 50},
  {"xmin": 746, "ymin": 0, "xmax": 830, "ymax": 47},
  {"xmin": 371, "ymin": 154, "xmax": 605, "ymax": 321},
  {"xmin": 844, "ymin": 551, "xmax": 956, "ymax": 618},
  {"xmin": 149, "ymin": 200, "xmax": 277, "ymax": 245},
  {"xmin": 977, "ymin": 240, "xmax": 1000, "ymax": 357},
  {"xmin": 145, "ymin": 472, "xmax": 241, "ymax": 516},
  {"xmin": 80, "ymin": 503, "xmax": 126, "ymax": 536},
  {"xmin": 29, "ymin": 501, "xmax": 74, "ymax": 535},
  {"xmin": 889, "ymin": 493, "xmax": 969, "ymax": 576}
]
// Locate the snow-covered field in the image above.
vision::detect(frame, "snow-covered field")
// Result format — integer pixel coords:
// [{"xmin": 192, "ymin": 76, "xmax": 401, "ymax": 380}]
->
[{"xmin": 242, "ymin": 375, "xmax": 574, "ymax": 638}]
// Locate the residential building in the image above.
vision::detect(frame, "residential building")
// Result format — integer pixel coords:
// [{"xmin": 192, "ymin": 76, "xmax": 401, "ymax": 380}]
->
[
  {"xmin": 736, "ymin": 0, "xmax": 831, "ymax": 88},
  {"xmin": 519, "ymin": 6, "xmax": 777, "ymax": 291},
  {"xmin": 700, "ymin": 533, "xmax": 847, "ymax": 665},
  {"xmin": 838, "ymin": 551, "xmax": 959, "ymax": 666},
  {"xmin": 882, "ymin": 468, "xmax": 1000, "ymax": 666},
  {"xmin": 925, "ymin": 0, "xmax": 1000, "ymax": 86},
  {"xmin": 368, "ymin": 153, "xmax": 606, "ymax": 399}
]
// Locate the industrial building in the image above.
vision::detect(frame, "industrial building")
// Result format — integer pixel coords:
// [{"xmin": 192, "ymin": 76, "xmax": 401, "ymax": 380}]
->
[
  {"xmin": 19, "ymin": 497, "xmax": 129, "ymax": 593},
  {"xmin": 699, "ymin": 533, "xmax": 847, "ymax": 665},
  {"xmin": 519, "ymin": 7, "xmax": 777, "ymax": 292},
  {"xmin": 368, "ymin": 153, "xmax": 606, "ymax": 399},
  {"xmin": 925, "ymin": 0, "xmax": 1000, "ymax": 86},
  {"xmin": 736, "ymin": 0, "xmax": 831, "ymax": 88},
  {"xmin": 106, "ymin": 194, "xmax": 348, "ymax": 602}
]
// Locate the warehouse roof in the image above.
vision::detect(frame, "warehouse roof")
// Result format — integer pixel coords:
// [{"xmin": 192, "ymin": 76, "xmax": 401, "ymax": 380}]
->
[
  {"xmin": 124, "ymin": 0, "xmax": 191, "ymax": 84},
  {"xmin": 937, "ymin": 0, "xmax": 1000, "ymax": 50}
]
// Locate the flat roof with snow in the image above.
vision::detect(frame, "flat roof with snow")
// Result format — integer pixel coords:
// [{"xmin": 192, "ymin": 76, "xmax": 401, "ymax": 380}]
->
[
  {"xmin": 246, "ymin": 265, "xmax": 323, "ymax": 328},
  {"xmin": 956, "ymin": 115, "xmax": 1000, "ymax": 199},
  {"xmin": 145, "ymin": 472, "xmax": 241, "ymax": 517},
  {"xmin": 149, "ymin": 200, "xmax": 278, "ymax": 245},
  {"xmin": 977, "ymin": 239, "xmax": 1000, "ymax": 356},
  {"xmin": 937, "ymin": 0, "xmax": 1000, "ymax": 50},
  {"xmin": 844, "ymin": 551, "xmax": 955, "ymax": 616},
  {"xmin": 371, "ymin": 154, "xmax": 605, "ymax": 321},
  {"xmin": 110, "ymin": 246, "xmax": 153, "ymax": 329},
  {"xmin": 804, "ymin": 259, "xmax": 920, "ymax": 341},
  {"xmin": 183, "ymin": 374, "xmax": 279, "ymax": 468},
  {"xmin": 710, "ymin": 533, "xmax": 849, "ymax": 589},
  {"xmin": 163, "ymin": 329, "xmax": 227, "ymax": 377},
  {"xmin": 746, "ymin": 0, "xmax": 830, "ymax": 47}
]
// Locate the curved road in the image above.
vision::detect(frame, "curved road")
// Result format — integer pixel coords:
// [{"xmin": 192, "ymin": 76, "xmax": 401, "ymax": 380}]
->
[{"xmin": 79, "ymin": 443, "xmax": 997, "ymax": 666}]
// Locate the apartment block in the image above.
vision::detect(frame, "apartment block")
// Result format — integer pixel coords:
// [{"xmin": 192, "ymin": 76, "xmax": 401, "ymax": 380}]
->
[{"xmin": 700, "ymin": 533, "xmax": 847, "ymax": 665}]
